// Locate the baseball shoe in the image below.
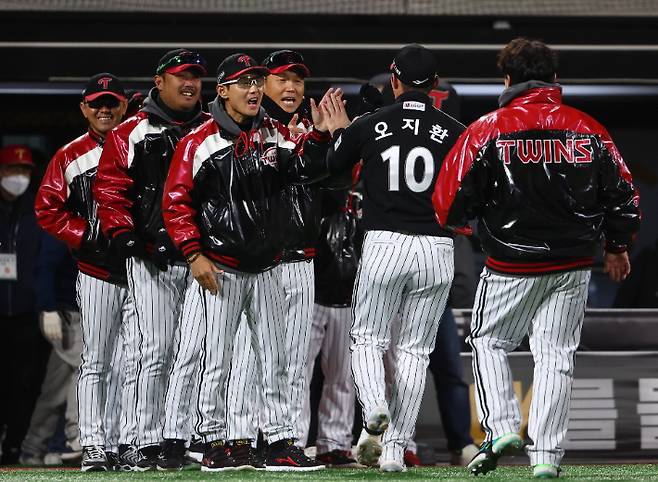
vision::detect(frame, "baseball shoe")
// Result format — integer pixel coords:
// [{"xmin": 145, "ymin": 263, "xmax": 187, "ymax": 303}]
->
[
  {"xmin": 228, "ymin": 439, "xmax": 264, "ymax": 470},
  {"xmin": 534, "ymin": 464, "xmax": 560, "ymax": 478},
  {"xmin": 450, "ymin": 443, "xmax": 479, "ymax": 466},
  {"xmin": 380, "ymin": 459, "xmax": 407, "ymax": 472},
  {"xmin": 316, "ymin": 449, "xmax": 362, "ymax": 468},
  {"xmin": 105, "ymin": 451, "xmax": 120, "ymax": 471},
  {"xmin": 133, "ymin": 444, "xmax": 160, "ymax": 471},
  {"xmin": 356, "ymin": 405, "xmax": 390, "ymax": 466},
  {"xmin": 467, "ymin": 433, "xmax": 524, "ymax": 476},
  {"xmin": 265, "ymin": 438, "xmax": 325, "ymax": 472},
  {"xmin": 201, "ymin": 440, "xmax": 239, "ymax": 472},
  {"xmin": 19, "ymin": 452, "xmax": 44, "ymax": 466},
  {"xmin": 81, "ymin": 445, "xmax": 108, "ymax": 472},
  {"xmin": 186, "ymin": 438, "xmax": 205, "ymax": 464},
  {"xmin": 404, "ymin": 449, "xmax": 421, "ymax": 467},
  {"xmin": 117, "ymin": 444, "xmax": 138, "ymax": 471},
  {"xmin": 157, "ymin": 439, "xmax": 186, "ymax": 471}
]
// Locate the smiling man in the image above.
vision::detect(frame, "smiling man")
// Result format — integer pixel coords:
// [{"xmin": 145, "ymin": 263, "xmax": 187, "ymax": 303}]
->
[
  {"xmin": 94, "ymin": 50, "xmax": 210, "ymax": 470},
  {"xmin": 35, "ymin": 73, "xmax": 135, "ymax": 471},
  {"xmin": 161, "ymin": 52, "xmax": 345, "ymax": 472}
]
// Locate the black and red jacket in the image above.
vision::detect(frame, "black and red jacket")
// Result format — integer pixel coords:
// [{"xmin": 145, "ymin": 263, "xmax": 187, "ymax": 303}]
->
[
  {"xmin": 433, "ymin": 82, "xmax": 641, "ymax": 275},
  {"xmin": 94, "ymin": 89, "xmax": 209, "ymax": 262},
  {"xmin": 35, "ymin": 129, "xmax": 126, "ymax": 284},
  {"xmin": 163, "ymin": 98, "xmax": 331, "ymax": 273},
  {"xmin": 262, "ymin": 95, "xmax": 320, "ymax": 263}
]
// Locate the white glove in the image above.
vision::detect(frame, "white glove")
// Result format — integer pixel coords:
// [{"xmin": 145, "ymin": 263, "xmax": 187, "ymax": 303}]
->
[{"xmin": 41, "ymin": 311, "xmax": 63, "ymax": 344}]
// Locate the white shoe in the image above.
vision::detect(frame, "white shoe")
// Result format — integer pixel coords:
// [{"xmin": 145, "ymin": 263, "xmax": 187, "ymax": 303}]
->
[
  {"xmin": 380, "ymin": 460, "xmax": 406, "ymax": 472},
  {"xmin": 451, "ymin": 443, "xmax": 479, "ymax": 466},
  {"xmin": 534, "ymin": 464, "xmax": 560, "ymax": 478},
  {"xmin": 43, "ymin": 452, "xmax": 64, "ymax": 466},
  {"xmin": 356, "ymin": 406, "xmax": 390, "ymax": 466}
]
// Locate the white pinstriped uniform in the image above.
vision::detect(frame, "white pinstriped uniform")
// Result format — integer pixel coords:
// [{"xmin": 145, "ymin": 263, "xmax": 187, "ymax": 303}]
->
[
  {"xmin": 164, "ymin": 266, "xmax": 296, "ymax": 443},
  {"xmin": 299, "ymin": 304, "xmax": 355, "ymax": 452},
  {"xmin": 126, "ymin": 258, "xmax": 188, "ymax": 448},
  {"xmin": 76, "ymin": 273, "xmax": 137, "ymax": 449},
  {"xmin": 468, "ymin": 267, "xmax": 590, "ymax": 467},
  {"xmin": 351, "ymin": 230, "xmax": 454, "ymax": 463},
  {"xmin": 226, "ymin": 261, "xmax": 314, "ymax": 444}
]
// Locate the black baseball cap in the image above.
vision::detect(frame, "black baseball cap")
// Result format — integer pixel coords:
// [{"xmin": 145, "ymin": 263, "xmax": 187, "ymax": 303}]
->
[
  {"xmin": 262, "ymin": 50, "xmax": 311, "ymax": 78},
  {"xmin": 156, "ymin": 49, "xmax": 208, "ymax": 76},
  {"xmin": 82, "ymin": 73, "xmax": 127, "ymax": 102},
  {"xmin": 390, "ymin": 44, "xmax": 438, "ymax": 88},
  {"xmin": 216, "ymin": 53, "xmax": 270, "ymax": 84}
]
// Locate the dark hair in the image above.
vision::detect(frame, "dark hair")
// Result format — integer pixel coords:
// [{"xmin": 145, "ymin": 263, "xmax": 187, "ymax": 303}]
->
[{"xmin": 497, "ymin": 38, "xmax": 558, "ymax": 85}]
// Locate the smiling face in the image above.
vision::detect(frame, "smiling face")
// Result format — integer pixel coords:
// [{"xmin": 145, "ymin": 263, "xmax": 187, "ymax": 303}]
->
[
  {"xmin": 264, "ymin": 70, "xmax": 305, "ymax": 113},
  {"xmin": 217, "ymin": 75, "xmax": 265, "ymax": 124},
  {"xmin": 79, "ymin": 95, "xmax": 127, "ymax": 137},
  {"xmin": 155, "ymin": 69, "xmax": 202, "ymax": 112}
]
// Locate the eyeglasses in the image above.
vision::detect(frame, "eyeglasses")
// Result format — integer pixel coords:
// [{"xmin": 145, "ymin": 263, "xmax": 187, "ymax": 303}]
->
[
  {"xmin": 220, "ymin": 76, "xmax": 266, "ymax": 89},
  {"xmin": 86, "ymin": 96, "xmax": 121, "ymax": 109},
  {"xmin": 263, "ymin": 50, "xmax": 305, "ymax": 69},
  {"xmin": 156, "ymin": 51, "xmax": 208, "ymax": 76}
]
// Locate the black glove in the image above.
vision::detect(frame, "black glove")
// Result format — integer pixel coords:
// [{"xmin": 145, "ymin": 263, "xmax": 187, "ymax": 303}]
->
[
  {"xmin": 151, "ymin": 228, "xmax": 173, "ymax": 272},
  {"xmin": 113, "ymin": 231, "xmax": 147, "ymax": 259}
]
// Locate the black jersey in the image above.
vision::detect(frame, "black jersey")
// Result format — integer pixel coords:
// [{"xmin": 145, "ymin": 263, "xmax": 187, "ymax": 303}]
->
[{"xmin": 327, "ymin": 91, "xmax": 464, "ymax": 236}]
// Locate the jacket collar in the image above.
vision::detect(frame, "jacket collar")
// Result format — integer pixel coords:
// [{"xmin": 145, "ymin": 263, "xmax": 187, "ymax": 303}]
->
[
  {"xmin": 87, "ymin": 128, "xmax": 104, "ymax": 146},
  {"xmin": 498, "ymin": 80, "xmax": 562, "ymax": 108},
  {"xmin": 141, "ymin": 87, "xmax": 204, "ymax": 127},
  {"xmin": 208, "ymin": 96, "xmax": 266, "ymax": 138},
  {"xmin": 395, "ymin": 91, "xmax": 433, "ymax": 105}
]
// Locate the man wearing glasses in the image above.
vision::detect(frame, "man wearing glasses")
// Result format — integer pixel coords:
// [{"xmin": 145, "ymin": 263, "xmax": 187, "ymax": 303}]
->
[
  {"xmin": 161, "ymin": 52, "xmax": 345, "ymax": 472},
  {"xmin": 35, "ymin": 73, "xmax": 137, "ymax": 471},
  {"xmin": 94, "ymin": 50, "xmax": 210, "ymax": 470}
]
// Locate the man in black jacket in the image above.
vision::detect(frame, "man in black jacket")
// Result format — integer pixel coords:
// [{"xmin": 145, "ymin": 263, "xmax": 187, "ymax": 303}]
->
[
  {"xmin": 94, "ymin": 49, "xmax": 209, "ymax": 470},
  {"xmin": 324, "ymin": 44, "xmax": 465, "ymax": 473},
  {"xmin": 434, "ymin": 38, "xmax": 640, "ymax": 479}
]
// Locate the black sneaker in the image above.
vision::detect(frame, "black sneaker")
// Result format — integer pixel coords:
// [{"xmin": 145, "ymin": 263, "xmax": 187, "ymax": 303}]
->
[
  {"xmin": 117, "ymin": 444, "xmax": 139, "ymax": 471},
  {"xmin": 186, "ymin": 438, "xmax": 205, "ymax": 464},
  {"xmin": 131, "ymin": 444, "xmax": 160, "ymax": 472},
  {"xmin": 265, "ymin": 439, "xmax": 325, "ymax": 472},
  {"xmin": 317, "ymin": 449, "xmax": 362, "ymax": 468},
  {"xmin": 228, "ymin": 439, "xmax": 265, "ymax": 470},
  {"xmin": 157, "ymin": 439, "xmax": 186, "ymax": 471},
  {"xmin": 81, "ymin": 446, "xmax": 108, "ymax": 472},
  {"xmin": 105, "ymin": 451, "xmax": 120, "ymax": 471},
  {"xmin": 201, "ymin": 440, "xmax": 240, "ymax": 472}
]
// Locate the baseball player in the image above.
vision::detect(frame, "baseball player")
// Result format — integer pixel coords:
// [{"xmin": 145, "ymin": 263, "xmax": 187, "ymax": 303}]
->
[
  {"xmin": 161, "ymin": 52, "xmax": 344, "ymax": 472},
  {"xmin": 433, "ymin": 38, "xmax": 641, "ymax": 478},
  {"xmin": 225, "ymin": 49, "xmax": 321, "ymax": 461},
  {"xmin": 35, "ymin": 73, "xmax": 138, "ymax": 471},
  {"xmin": 94, "ymin": 50, "xmax": 209, "ymax": 470},
  {"xmin": 323, "ymin": 44, "xmax": 465, "ymax": 472}
]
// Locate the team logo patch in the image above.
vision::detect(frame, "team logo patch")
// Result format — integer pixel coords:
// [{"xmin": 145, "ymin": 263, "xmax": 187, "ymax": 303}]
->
[
  {"xmin": 97, "ymin": 76, "xmax": 113, "ymax": 89},
  {"xmin": 403, "ymin": 101, "xmax": 426, "ymax": 111},
  {"xmin": 260, "ymin": 146, "xmax": 278, "ymax": 168}
]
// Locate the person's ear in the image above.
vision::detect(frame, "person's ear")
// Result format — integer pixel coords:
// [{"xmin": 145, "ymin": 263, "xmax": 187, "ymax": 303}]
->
[
  {"xmin": 154, "ymin": 74, "xmax": 164, "ymax": 91},
  {"xmin": 79, "ymin": 101, "xmax": 89, "ymax": 120},
  {"xmin": 504, "ymin": 75, "xmax": 511, "ymax": 88},
  {"xmin": 217, "ymin": 84, "xmax": 229, "ymax": 100}
]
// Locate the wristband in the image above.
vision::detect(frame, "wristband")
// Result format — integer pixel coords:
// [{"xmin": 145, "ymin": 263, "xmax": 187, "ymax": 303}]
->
[{"xmin": 187, "ymin": 252, "xmax": 201, "ymax": 264}]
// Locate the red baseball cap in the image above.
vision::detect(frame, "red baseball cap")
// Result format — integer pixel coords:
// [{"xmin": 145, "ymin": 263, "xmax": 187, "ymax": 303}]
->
[
  {"xmin": 156, "ymin": 49, "xmax": 208, "ymax": 76},
  {"xmin": 262, "ymin": 50, "xmax": 311, "ymax": 78},
  {"xmin": 0, "ymin": 145, "xmax": 34, "ymax": 168}
]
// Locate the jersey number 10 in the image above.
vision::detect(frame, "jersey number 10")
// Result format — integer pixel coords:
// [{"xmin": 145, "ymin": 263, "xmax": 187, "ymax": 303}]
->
[{"xmin": 381, "ymin": 145, "xmax": 435, "ymax": 193}]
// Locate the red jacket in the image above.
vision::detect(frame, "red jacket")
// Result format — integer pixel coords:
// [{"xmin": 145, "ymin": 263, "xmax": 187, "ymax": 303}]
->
[
  {"xmin": 433, "ymin": 84, "xmax": 640, "ymax": 275},
  {"xmin": 35, "ymin": 129, "xmax": 126, "ymax": 284}
]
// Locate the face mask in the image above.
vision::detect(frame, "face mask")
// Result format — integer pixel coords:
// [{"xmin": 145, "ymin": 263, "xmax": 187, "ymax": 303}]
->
[{"xmin": 1, "ymin": 174, "xmax": 30, "ymax": 197}]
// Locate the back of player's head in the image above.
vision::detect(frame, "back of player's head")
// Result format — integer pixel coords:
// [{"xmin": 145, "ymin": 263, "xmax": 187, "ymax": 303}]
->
[
  {"xmin": 497, "ymin": 38, "xmax": 558, "ymax": 85},
  {"xmin": 390, "ymin": 44, "xmax": 438, "ymax": 92}
]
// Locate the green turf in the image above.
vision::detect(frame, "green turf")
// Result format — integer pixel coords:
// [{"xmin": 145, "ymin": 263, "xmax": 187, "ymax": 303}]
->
[{"xmin": 1, "ymin": 465, "xmax": 658, "ymax": 481}]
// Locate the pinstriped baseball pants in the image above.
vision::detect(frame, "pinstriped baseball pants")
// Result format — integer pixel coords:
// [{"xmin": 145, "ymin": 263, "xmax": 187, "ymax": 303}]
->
[
  {"xmin": 77, "ymin": 273, "xmax": 137, "ymax": 448},
  {"xmin": 468, "ymin": 268, "xmax": 590, "ymax": 467},
  {"xmin": 127, "ymin": 258, "xmax": 189, "ymax": 448},
  {"xmin": 226, "ymin": 261, "xmax": 314, "ymax": 444},
  {"xmin": 351, "ymin": 230, "xmax": 454, "ymax": 463},
  {"xmin": 164, "ymin": 267, "xmax": 296, "ymax": 443}
]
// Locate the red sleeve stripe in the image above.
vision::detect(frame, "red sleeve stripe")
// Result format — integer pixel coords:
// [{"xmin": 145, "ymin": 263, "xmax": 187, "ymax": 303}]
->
[
  {"xmin": 205, "ymin": 251, "xmax": 240, "ymax": 269},
  {"xmin": 309, "ymin": 128, "xmax": 331, "ymax": 142},
  {"xmin": 180, "ymin": 240, "xmax": 202, "ymax": 257},
  {"xmin": 110, "ymin": 227, "xmax": 131, "ymax": 238}
]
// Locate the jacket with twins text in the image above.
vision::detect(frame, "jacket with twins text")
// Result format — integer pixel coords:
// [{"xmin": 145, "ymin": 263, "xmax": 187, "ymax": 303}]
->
[{"xmin": 433, "ymin": 82, "xmax": 641, "ymax": 275}]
